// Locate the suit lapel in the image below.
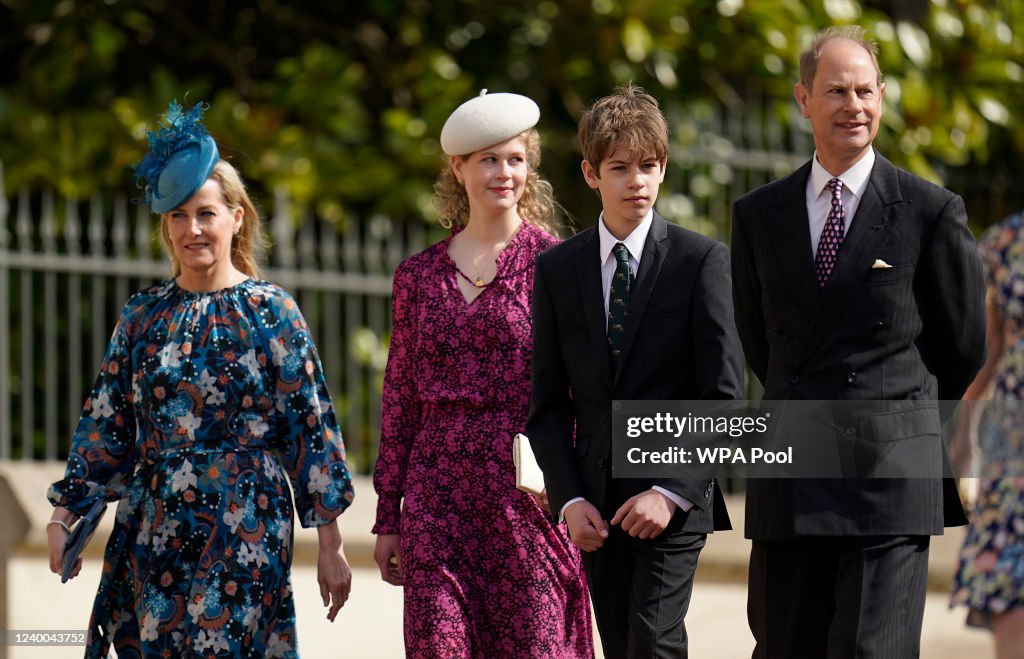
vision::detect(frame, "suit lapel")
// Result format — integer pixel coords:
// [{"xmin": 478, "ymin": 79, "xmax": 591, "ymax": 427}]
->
[
  {"xmin": 613, "ymin": 214, "xmax": 668, "ymax": 383},
  {"xmin": 798, "ymin": 154, "xmax": 900, "ymax": 367},
  {"xmin": 766, "ymin": 162, "xmax": 819, "ymax": 323},
  {"xmin": 577, "ymin": 230, "xmax": 613, "ymax": 387}
]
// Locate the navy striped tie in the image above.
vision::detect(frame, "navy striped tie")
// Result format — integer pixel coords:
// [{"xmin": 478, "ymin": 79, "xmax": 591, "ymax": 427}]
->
[{"xmin": 608, "ymin": 242, "xmax": 633, "ymax": 370}]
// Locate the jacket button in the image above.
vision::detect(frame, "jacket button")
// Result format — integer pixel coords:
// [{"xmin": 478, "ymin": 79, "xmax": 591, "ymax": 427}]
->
[
  {"xmin": 847, "ymin": 372, "xmax": 857, "ymax": 383},
  {"xmin": 597, "ymin": 458, "xmax": 606, "ymax": 469},
  {"xmin": 790, "ymin": 375, "xmax": 800, "ymax": 385}
]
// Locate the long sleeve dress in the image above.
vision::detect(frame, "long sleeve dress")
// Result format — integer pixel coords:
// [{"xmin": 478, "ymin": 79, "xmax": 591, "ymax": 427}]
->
[
  {"xmin": 48, "ymin": 278, "xmax": 354, "ymax": 659},
  {"xmin": 950, "ymin": 213, "xmax": 1024, "ymax": 627},
  {"xmin": 373, "ymin": 221, "xmax": 594, "ymax": 658}
]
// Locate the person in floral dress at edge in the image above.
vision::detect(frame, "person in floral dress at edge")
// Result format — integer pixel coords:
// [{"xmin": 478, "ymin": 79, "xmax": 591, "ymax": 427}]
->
[
  {"xmin": 371, "ymin": 90, "xmax": 594, "ymax": 658},
  {"xmin": 950, "ymin": 210, "xmax": 1024, "ymax": 659},
  {"xmin": 45, "ymin": 101, "xmax": 354, "ymax": 659}
]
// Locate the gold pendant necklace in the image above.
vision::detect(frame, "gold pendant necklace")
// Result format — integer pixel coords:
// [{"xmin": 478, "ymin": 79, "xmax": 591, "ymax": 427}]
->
[
  {"xmin": 455, "ymin": 265, "xmax": 491, "ymax": 288},
  {"xmin": 451, "ymin": 226, "xmax": 520, "ymax": 290}
]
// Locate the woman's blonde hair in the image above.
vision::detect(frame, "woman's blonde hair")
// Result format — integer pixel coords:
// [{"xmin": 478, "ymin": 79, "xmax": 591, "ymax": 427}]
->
[
  {"xmin": 433, "ymin": 128, "xmax": 562, "ymax": 235},
  {"xmin": 159, "ymin": 160, "xmax": 267, "ymax": 278}
]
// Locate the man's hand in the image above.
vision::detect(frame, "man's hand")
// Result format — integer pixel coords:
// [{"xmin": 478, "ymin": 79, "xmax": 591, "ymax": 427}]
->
[
  {"xmin": 563, "ymin": 500, "xmax": 609, "ymax": 552},
  {"xmin": 610, "ymin": 489, "xmax": 678, "ymax": 539},
  {"xmin": 373, "ymin": 533, "xmax": 404, "ymax": 586}
]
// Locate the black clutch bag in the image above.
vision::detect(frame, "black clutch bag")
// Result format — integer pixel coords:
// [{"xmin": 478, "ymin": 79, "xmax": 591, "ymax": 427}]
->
[{"xmin": 61, "ymin": 497, "xmax": 107, "ymax": 584}]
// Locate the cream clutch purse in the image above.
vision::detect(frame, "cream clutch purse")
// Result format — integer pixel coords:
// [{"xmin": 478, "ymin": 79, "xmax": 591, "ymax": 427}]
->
[{"xmin": 512, "ymin": 433, "xmax": 546, "ymax": 496}]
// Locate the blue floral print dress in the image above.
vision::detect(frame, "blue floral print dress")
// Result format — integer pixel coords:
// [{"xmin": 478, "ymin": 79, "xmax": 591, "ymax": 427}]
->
[
  {"xmin": 48, "ymin": 278, "xmax": 354, "ymax": 658},
  {"xmin": 950, "ymin": 212, "xmax": 1024, "ymax": 627}
]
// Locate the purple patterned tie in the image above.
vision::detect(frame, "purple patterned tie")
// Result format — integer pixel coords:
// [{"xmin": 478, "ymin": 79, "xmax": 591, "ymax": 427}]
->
[{"xmin": 814, "ymin": 177, "xmax": 845, "ymax": 286}]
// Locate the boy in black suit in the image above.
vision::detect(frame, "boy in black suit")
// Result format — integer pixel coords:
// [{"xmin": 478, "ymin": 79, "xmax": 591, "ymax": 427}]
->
[{"xmin": 526, "ymin": 83, "xmax": 743, "ymax": 658}]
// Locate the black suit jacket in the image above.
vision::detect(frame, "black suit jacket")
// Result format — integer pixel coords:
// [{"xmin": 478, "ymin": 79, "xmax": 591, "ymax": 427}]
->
[
  {"xmin": 731, "ymin": 151, "xmax": 985, "ymax": 539},
  {"xmin": 526, "ymin": 213, "xmax": 744, "ymax": 533}
]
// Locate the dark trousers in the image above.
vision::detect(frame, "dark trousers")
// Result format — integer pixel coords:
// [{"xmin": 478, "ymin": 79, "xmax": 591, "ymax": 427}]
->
[
  {"xmin": 748, "ymin": 535, "xmax": 930, "ymax": 659},
  {"xmin": 582, "ymin": 516, "xmax": 706, "ymax": 659}
]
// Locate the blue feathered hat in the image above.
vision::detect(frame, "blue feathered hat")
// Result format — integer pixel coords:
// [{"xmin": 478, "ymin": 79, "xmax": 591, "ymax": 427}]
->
[{"xmin": 134, "ymin": 100, "xmax": 219, "ymax": 213}]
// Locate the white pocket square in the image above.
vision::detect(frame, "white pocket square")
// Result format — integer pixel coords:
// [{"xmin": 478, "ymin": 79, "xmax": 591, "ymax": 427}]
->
[{"xmin": 871, "ymin": 259, "xmax": 893, "ymax": 269}]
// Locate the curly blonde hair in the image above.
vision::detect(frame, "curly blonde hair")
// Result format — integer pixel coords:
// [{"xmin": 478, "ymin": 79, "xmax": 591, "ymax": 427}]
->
[
  {"xmin": 159, "ymin": 160, "xmax": 268, "ymax": 278},
  {"xmin": 433, "ymin": 128, "xmax": 562, "ymax": 235}
]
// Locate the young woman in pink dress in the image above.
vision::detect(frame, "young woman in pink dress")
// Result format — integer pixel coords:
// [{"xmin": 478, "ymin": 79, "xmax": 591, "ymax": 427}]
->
[{"xmin": 371, "ymin": 91, "xmax": 594, "ymax": 658}]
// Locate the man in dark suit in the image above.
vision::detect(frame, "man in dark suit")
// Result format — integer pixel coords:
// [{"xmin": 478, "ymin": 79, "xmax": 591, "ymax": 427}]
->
[
  {"xmin": 731, "ymin": 26, "xmax": 986, "ymax": 658},
  {"xmin": 527, "ymin": 83, "xmax": 744, "ymax": 658}
]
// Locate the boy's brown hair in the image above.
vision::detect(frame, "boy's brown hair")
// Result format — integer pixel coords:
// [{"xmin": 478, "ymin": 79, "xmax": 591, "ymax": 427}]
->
[{"xmin": 577, "ymin": 82, "xmax": 669, "ymax": 172}]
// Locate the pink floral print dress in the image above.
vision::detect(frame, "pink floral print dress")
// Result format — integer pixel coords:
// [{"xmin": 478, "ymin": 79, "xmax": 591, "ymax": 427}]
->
[{"xmin": 373, "ymin": 222, "xmax": 594, "ymax": 658}]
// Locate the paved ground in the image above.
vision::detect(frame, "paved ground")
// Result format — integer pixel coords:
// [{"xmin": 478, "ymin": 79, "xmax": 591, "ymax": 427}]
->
[
  {"xmin": 9, "ymin": 558, "xmax": 993, "ymax": 658},
  {"xmin": 2, "ymin": 467, "xmax": 997, "ymax": 658}
]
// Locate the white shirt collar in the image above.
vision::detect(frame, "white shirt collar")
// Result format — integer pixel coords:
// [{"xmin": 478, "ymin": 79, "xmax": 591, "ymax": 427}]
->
[
  {"xmin": 597, "ymin": 210, "xmax": 654, "ymax": 265},
  {"xmin": 810, "ymin": 148, "xmax": 875, "ymax": 201}
]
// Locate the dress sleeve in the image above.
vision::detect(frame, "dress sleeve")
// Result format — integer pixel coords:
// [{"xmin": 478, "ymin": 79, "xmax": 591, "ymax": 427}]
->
[
  {"xmin": 976, "ymin": 220, "xmax": 1011, "ymax": 290},
  {"xmin": 47, "ymin": 314, "xmax": 140, "ymax": 515},
  {"xmin": 268, "ymin": 291, "xmax": 354, "ymax": 528},
  {"xmin": 372, "ymin": 261, "xmax": 420, "ymax": 535}
]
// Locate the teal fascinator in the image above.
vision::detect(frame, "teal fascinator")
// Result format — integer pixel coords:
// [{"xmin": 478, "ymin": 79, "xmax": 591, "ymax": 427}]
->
[{"xmin": 134, "ymin": 100, "xmax": 220, "ymax": 213}]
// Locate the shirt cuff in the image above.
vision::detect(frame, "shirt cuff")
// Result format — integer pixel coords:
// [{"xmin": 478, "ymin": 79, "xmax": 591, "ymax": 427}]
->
[
  {"xmin": 558, "ymin": 496, "xmax": 587, "ymax": 523},
  {"xmin": 652, "ymin": 486, "xmax": 693, "ymax": 512}
]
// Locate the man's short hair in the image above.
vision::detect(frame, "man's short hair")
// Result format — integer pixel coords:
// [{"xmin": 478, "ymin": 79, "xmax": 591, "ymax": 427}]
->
[
  {"xmin": 799, "ymin": 25, "xmax": 883, "ymax": 91},
  {"xmin": 578, "ymin": 82, "xmax": 669, "ymax": 171}
]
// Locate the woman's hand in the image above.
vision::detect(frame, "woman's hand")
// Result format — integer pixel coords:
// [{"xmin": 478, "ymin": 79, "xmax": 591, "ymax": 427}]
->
[
  {"xmin": 316, "ymin": 522, "xmax": 352, "ymax": 622},
  {"xmin": 532, "ymin": 489, "xmax": 551, "ymax": 515},
  {"xmin": 373, "ymin": 533, "xmax": 404, "ymax": 586},
  {"xmin": 47, "ymin": 506, "xmax": 79, "ymax": 580}
]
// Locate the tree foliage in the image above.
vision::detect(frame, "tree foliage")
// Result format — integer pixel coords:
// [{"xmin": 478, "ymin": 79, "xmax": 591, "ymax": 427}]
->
[{"xmin": 1, "ymin": 0, "xmax": 1021, "ymax": 230}]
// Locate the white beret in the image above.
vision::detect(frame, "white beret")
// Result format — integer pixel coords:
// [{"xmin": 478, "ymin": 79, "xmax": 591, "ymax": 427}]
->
[{"xmin": 439, "ymin": 90, "xmax": 540, "ymax": 156}]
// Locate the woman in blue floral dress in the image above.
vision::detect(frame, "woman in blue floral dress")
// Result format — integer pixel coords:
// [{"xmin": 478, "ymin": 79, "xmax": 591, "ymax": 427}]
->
[
  {"xmin": 950, "ymin": 211, "xmax": 1024, "ymax": 658},
  {"xmin": 45, "ymin": 103, "xmax": 354, "ymax": 658}
]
